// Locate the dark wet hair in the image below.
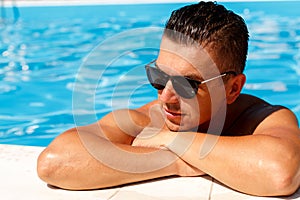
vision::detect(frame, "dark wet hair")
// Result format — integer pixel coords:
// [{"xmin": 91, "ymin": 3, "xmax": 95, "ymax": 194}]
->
[{"xmin": 164, "ymin": 1, "xmax": 249, "ymax": 74}]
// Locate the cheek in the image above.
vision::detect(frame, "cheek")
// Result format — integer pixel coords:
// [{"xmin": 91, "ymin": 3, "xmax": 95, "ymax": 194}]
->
[
  {"xmin": 193, "ymin": 94, "xmax": 212, "ymax": 123},
  {"xmin": 180, "ymin": 99, "xmax": 201, "ymax": 126}
]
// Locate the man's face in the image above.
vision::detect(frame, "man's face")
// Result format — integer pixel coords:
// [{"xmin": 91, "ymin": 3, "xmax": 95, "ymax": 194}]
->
[{"xmin": 155, "ymin": 37, "xmax": 224, "ymax": 132}]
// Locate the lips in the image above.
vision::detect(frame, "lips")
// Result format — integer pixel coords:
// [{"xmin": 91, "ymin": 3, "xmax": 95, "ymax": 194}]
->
[{"xmin": 163, "ymin": 108, "xmax": 184, "ymax": 120}]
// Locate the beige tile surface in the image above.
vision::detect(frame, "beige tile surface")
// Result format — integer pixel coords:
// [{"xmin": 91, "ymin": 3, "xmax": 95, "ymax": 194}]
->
[
  {"xmin": 210, "ymin": 178, "xmax": 300, "ymax": 200},
  {"xmin": 111, "ymin": 176, "xmax": 213, "ymax": 200},
  {"xmin": 0, "ymin": 144, "xmax": 119, "ymax": 200},
  {"xmin": 0, "ymin": 144, "xmax": 299, "ymax": 200}
]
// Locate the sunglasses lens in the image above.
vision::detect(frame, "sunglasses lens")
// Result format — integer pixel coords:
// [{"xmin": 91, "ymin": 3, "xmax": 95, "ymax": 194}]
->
[
  {"xmin": 145, "ymin": 65, "xmax": 199, "ymax": 99},
  {"xmin": 146, "ymin": 66, "xmax": 168, "ymax": 90},
  {"xmin": 172, "ymin": 77, "xmax": 198, "ymax": 99}
]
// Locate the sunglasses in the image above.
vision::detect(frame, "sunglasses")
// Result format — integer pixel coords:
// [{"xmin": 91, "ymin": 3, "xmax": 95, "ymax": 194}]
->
[{"xmin": 145, "ymin": 60, "xmax": 237, "ymax": 99}]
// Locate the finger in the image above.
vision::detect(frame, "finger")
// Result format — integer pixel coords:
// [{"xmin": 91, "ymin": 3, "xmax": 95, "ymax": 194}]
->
[
  {"xmin": 148, "ymin": 104, "xmax": 165, "ymax": 129},
  {"xmin": 136, "ymin": 127, "xmax": 161, "ymax": 139}
]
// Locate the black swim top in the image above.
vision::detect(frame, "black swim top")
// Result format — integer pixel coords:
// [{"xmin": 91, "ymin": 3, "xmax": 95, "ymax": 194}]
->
[{"xmin": 221, "ymin": 94, "xmax": 286, "ymax": 136}]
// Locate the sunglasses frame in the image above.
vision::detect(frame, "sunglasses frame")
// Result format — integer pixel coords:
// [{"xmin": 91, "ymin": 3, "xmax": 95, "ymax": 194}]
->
[{"xmin": 145, "ymin": 59, "xmax": 237, "ymax": 99}]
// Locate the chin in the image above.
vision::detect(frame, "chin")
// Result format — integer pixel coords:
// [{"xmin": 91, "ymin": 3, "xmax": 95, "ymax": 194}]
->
[
  {"xmin": 165, "ymin": 120, "xmax": 181, "ymax": 132},
  {"xmin": 165, "ymin": 120, "xmax": 197, "ymax": 132}
]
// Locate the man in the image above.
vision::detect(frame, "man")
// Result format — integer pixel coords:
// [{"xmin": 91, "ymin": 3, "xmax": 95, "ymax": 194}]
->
[{"xmin": 37, "ymin": 1, "xmax": 300, "ymax": 196}]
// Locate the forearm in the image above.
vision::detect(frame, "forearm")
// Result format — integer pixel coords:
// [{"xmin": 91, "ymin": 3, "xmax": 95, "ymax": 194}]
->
[
  {"xmin": 167, "ymin": 132, "xmax": 300, "ymax": 196},
  {"xmin": 37, "ymin": 129, "xmax": 178, "ymax": 190}
]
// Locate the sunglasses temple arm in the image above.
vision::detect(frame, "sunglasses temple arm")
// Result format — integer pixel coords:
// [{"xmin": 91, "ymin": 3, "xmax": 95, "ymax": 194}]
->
[{"xmin": 201, "ymin": 73, "xmax": 227, "ymax": 84}]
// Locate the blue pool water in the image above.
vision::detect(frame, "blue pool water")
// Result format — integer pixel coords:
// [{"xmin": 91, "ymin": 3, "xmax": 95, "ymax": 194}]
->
[{"xmin": 0, "ymin": 2, "xmax": 299, "ymax": 146}]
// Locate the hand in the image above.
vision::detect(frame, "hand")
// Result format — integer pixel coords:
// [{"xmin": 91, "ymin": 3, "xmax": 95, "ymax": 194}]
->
[
  {"xmin": 132, "ymin": 103, "xmax": 205, "ymax": 177},
  {"xmin": 133, "ymin": 127, "xmax": 205, "ymax": 176},
  {"xmin": 132, "ymin": 127, "xmax": 177, "ymax": 149},
  {"xmin": 132, "ymin": 104, "xmax": 176, "ymax": 149}
]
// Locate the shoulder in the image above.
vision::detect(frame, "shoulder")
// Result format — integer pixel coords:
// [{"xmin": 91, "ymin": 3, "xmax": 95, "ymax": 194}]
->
[
  {"xmin": 238, "ymin": 94, "xmax": 300, "ymax": 136},
  {"xmin": 112, "ymin": 100, "xmax": 161, "ymax": 128},
  {"xmin": 136, "ymin": 100, "xmax": 160, "ymax": 115},
  {"xmin": 254, "ymin": 107, "xmax": 299, "ymax": 136},
  {"xmin": 223, "ymin": 93, "xmax": 294, "ymax": 136}
]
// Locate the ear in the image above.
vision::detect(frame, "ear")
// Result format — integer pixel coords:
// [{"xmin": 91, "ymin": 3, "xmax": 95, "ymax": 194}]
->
[{"xmin": 225, "ymin": 74, "xmax": 246, "ymax": 104}]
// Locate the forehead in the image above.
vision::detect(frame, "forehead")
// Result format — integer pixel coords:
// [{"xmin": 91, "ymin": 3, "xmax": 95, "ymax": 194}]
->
[{"xmin": 157, "ymin": 37, "xmax": 220, "ymax": 78}]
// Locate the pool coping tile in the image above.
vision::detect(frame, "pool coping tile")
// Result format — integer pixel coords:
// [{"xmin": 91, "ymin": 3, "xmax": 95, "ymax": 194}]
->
[
  {"xmin": 1, "ymin": 144, "xmax": 299, "ymax": 200},
  {"xmin": 111, "ymin": 176, "xmax": 213, "ymax": 200},
  {"xmin": 0, "ymin": 144, "xmax": 119, "ymax": 200},
  {"xmin": 209, "ymin": 178, "xmax": 300, "ymax": 200}
]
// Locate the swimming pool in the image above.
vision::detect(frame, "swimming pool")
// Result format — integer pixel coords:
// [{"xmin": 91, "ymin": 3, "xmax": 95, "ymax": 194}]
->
[{"xmin": 0, "ymin": 1, "xmax": 299, "ymax": 146}]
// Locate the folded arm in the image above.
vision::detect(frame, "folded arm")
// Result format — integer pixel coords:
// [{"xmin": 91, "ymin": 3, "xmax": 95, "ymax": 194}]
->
[
  {"xmin": 37, "ymin": 128, "xmax": 179, "ymax": 190},
  {"xmin": 133, "ymin": 108, "xmax": 300, "ymax": 196},
  {"xmin": 37, "ymin": 104, "xmax": 203, "ymax": 190}
]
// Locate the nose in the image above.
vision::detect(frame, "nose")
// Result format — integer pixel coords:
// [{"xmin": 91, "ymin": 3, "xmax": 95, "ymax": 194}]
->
[{"xmin": 158, "ymin": 80, "xmax": 179, "ymax": 103}]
